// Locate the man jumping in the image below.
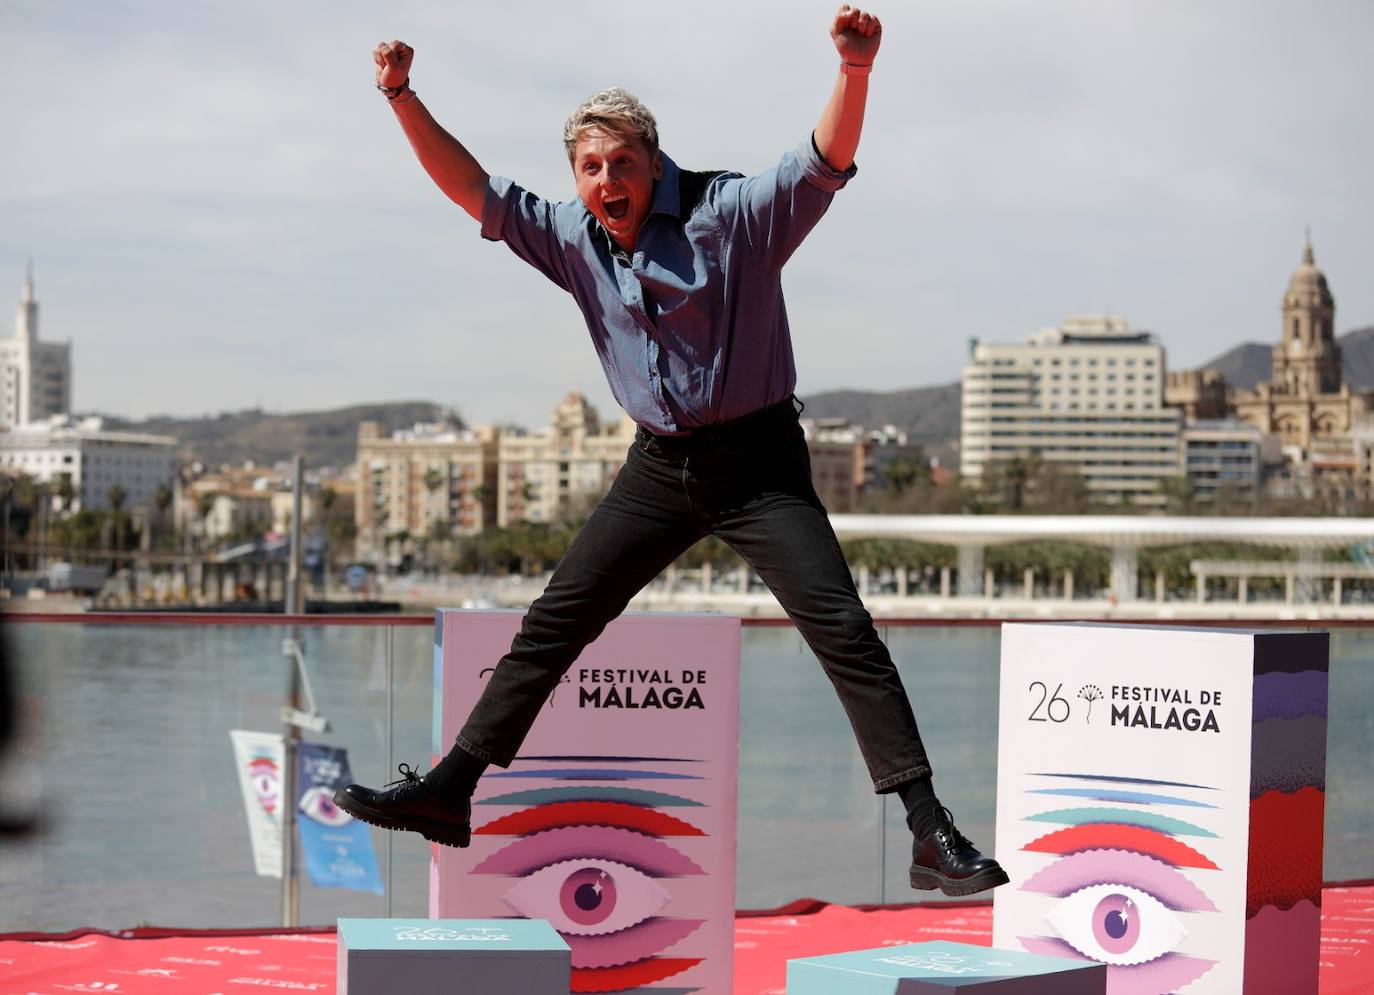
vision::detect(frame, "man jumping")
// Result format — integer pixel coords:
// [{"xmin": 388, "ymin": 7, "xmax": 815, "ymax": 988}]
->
[{"xmin": 337, "ymin": 5, "xmax": 1008, "ymax": 898}]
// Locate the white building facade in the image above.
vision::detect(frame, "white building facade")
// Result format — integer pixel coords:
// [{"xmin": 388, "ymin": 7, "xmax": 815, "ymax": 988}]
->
[
  {"xmin": 961, "ymin": 315, "xmax": 1181, "ymax": 505},
  {"xmin": 0, "ymin": 416, "xmax": 176, "ymax": 512},
  {"xmin": 1, "ymin": 268, "xmax": 72, "ymax": 428}
]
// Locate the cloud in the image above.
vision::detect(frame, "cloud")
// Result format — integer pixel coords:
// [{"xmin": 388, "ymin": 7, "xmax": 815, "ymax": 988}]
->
[{"xmin": 1, "ymin": 0, "xmax": 1371, "ymax": 425}]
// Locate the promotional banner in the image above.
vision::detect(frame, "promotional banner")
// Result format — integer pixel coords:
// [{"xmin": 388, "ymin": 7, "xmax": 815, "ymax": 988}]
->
[
  {"xmin": 298, "ymin": 742, "xmax": 384, "ymax": 894},
  {"xmin": 992, "ymin": 623, "xmax": 1328, "ymax": 995},
  {"xmin": 431, "ymin": 609, "xmax": 742, "ymax": 995},
  {"xmin": 230, "ymin": 729, "xmax": 285, "ymax": 878}
]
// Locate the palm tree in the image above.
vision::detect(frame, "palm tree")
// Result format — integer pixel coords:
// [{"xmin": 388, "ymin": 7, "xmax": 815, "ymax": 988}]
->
[
  {"xmin": 106, "ymin": 485, "xmax": 128, "ymax": 551},
  {"xmin": 197, "ymin": 493, "xmax": 217, "ymax": 550},
  {"xmin": 54, "ymin": 472, "xmax": 76, "ymax": 514},
  {"xmin": 153, "ymin": 482, "xmax": 173, "ymax": 547}
]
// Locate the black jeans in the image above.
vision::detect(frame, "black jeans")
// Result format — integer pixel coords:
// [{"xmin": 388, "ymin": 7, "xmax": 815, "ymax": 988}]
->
[{"xmin": 455, "ymin": 400, "xmax": 932, "ymax": 793}]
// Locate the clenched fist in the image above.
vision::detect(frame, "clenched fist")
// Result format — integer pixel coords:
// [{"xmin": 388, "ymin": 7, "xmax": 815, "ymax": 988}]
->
[
  {"xmin": 831, "ymin": 5, "xmax": 881, "ymax": 66},
  {"xmin": 373, "ymin": 39, "xmax": 414, "ymax": 88}
]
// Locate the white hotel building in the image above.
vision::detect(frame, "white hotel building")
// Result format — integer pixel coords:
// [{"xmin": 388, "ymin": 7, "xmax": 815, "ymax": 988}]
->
[
  {"xmin": 0, "ymin": 271, "xmax": 178, "ymax": 512},
  {"xmin": 960, "ymin": 315, "xmax": 1182, "ymax": 505},
  {"xmin": 0, "ymin": 416, "xmax": 176, "ymax": 512}
]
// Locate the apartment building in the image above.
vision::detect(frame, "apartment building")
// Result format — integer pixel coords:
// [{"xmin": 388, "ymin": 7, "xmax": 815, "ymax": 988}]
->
[
  {"xmin": 355, "ymin": 420, "xmax": 500, "ymax": 551},
  {"xmin": 497, "ymin": 393, "xmax": 635, "ymax": 526}
]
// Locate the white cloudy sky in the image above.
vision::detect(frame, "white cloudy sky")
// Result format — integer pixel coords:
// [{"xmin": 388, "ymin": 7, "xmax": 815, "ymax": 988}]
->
[{"xmin": 3, "ymin": 0, "xmax": 1372, "ymax": 427}]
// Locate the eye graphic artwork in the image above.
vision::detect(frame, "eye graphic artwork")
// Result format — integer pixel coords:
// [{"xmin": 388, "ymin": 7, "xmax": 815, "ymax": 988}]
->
[
  {"xmin": 248, "ymin": 755, "xmax": 280, "ymax": 816},
  {"xmin": 1046, "ymin": 883, "xmax": 1186, "ymax": 965},
  {"xmin": 472, "ymin": 760, "xmax": 710, "ymax": 992},
  {"xmin": 1017, "ymin": 775, "xmax": 1222, "ymax": 995},
  {"xmin": 505, "ymin": 859, "xmax": 670, "ymax": 935},
  {"xmin": 298, "ymin": 785, "xmax": 353, "ymax": 828}
]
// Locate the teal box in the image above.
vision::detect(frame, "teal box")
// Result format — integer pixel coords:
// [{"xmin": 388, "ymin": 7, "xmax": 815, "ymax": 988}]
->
[
  {"xmin": 337, "ymin": 918, "xmax": 570, "ymax": 995},
  {"xmin": 787, "ymin": 941, "xmax": 1106, "ymax": 994}
]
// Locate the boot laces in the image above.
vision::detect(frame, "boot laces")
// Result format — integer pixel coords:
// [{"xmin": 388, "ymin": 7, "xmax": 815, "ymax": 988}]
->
[
  {"xmin": 932, "ymin": 807, "xmax": 972, "ymax": 851},
  {"xmin": 384, "ymin": 762, "xmax": 425, "ymax": 792}
]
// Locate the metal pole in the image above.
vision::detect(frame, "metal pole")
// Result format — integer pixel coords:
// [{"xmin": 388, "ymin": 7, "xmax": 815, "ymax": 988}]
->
[
  {"xmin": 385, "ymin": 626, "xmax": 395, "ymax": 918},
  {"xmin": 280, "ymin": 455, "xmax": 306, "ymax": 927},
  {"xmin": 286, "ymin": 456, "xmax": 306, "ymax": 615}
]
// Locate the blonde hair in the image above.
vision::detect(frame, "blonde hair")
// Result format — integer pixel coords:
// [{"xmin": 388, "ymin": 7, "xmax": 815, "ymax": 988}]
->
[{"xmin": 563, "ymin": 87, "xmax": 659, "ymax": 162}]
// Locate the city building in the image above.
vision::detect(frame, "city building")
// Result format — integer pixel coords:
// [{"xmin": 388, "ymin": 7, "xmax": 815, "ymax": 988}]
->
[
  {"xmin": 1, "ymin": 267, "xmax": 71, "ymax": 428},
  {"xmin": 960, "ymin": 315, "xmax": 1181, "ymax": 505},
  {"xmin": 497, "ymin": 393, "xmax": 635, "ymax": 527},
  {"xmin": 799, "ymin": 419, "xmax": 863, "ymax": 513},
  {"xmin": 1165, "ymin": 368, "xmax": 1229, "ymax": 420},
  {"xmin": 355, "ymin": 420, "xmax": 500, "ymax": 554},
  {"xmin": 0, "ymin": 415, "xmax": 175, "ymax": 512},
  {"xmin": 1180, "ymin": 420, "xmax": 1272, "ymax": 503},
  {"xmin": 177, "ymin": 463, "xmax": 351, "ymax": 546},
  {"xmin": 1232, "ymin": 241, "xmax": 1373, "ymax": 461}
]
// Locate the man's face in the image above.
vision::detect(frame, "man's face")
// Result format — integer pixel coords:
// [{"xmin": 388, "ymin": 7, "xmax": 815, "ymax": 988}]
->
[{"xmin": 572, "ymin": 127, "xmax": 662, "ymax": 250}]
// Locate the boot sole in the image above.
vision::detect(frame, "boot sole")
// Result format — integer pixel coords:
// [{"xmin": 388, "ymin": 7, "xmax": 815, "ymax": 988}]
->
[
  {"xmin": 332, "ymin": 790, "xmax": 471, "ymax": 848},
  {"xmin": 910, "ymin": 864, "xmax": 1010, "ymax": 897}
]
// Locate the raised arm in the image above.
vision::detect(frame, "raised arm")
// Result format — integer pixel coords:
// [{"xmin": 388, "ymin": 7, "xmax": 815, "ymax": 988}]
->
[
  {"xmin": 812, "ymin": 5, "xmax": 882, "ymax": 172},
  {"xmin": 374, "ymin": 40, "xmax": 490, "ymax": 222}
]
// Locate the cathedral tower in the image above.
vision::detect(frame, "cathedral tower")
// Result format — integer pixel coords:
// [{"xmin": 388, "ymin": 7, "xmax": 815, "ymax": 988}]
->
[{"xmin": 1271, "ymin": 240, "xmax": 1340, "ymax": 396}]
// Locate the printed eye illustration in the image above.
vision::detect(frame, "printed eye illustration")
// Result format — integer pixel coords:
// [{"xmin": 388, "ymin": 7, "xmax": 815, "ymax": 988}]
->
[
  {"xmin": 249, "ymin": 759, "xmax": 280, "ymax": 814},
  {"xmin": 298, "ymin": 785, "xmax": 352, "ymax": 827},
  {"xmin": 1046, "ymin": 883, "xmax": 1185, "ymax": 965},
  {"xmin": 471, "ymin": 779, "xmax": 709, "ymax": 985},
  {"xmin": 504, "ymin": 858, "xmax": 670, "ymax": 935},
  {"xmin": 1018, "ymin": 804, "xmax": 1220, "ymax": 994}
]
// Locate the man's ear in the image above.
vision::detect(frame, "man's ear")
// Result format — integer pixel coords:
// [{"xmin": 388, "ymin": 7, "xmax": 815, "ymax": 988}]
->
[{"xmin": 653, "ymin": 152, "xmax": 663, "ymax": 181}]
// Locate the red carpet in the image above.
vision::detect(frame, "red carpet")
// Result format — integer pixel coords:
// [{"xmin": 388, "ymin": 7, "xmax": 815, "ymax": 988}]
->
[{"xmin": 2, "ymin": 884, "xmax": 1371, "ymax": 994}]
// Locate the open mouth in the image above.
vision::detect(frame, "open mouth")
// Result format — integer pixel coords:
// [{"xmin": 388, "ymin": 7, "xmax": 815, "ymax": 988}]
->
[{"xmin": 604, "ymin": 196, "xmax": 630, "ymax": 222}]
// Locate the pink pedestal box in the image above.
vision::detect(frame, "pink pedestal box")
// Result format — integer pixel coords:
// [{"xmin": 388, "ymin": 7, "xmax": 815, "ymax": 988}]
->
[
  {"xmin": 992, "ymin": 623, "xmax": 1328, "ymax": 995},
  {"xmin": 430, "ymin": 609, "xmax": 741, "ymax": 995}
]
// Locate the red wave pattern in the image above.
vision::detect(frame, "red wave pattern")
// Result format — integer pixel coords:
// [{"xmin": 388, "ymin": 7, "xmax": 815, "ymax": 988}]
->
[
  {"xmin": 474, "ymin": 800, "xmax": 707, "ymax": 837},
  {"xmin": 1247, "ymin": 787, "xmax": 1325, "ymax": 918},
  {"xmin": 571, "ymin": 957, "xmax": 702, "ymax": 992},
  {"xmin": 1023, "ymin": 823, "xmax": 1219, "ymax": 869}
]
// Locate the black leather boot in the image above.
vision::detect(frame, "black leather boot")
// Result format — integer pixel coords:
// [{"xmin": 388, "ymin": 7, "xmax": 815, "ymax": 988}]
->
[
  {"xmin": 333, "ymin": 763, "xmax": 471, "ymax": 848},
  {"xmin": 909, "ymin": 807, "xmax": 1009, "ymax": 897}
]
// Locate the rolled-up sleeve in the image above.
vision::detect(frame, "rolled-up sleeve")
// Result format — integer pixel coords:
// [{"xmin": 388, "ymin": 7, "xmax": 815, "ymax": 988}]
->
[
  {"xmin": 714, "ymin": 135, "xmax": 858, "ymax": 268},
  {"xmin": 481, "ymin": 176, "xmax": 573, "ymax": 292},
  {"xmin": 794, "ymin": 133, "xmax": 859, "ymax": 193}
]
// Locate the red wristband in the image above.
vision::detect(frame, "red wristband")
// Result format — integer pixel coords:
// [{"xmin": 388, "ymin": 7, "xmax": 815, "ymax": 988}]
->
[{"xmin": 840, "ymin": 61, "xmax": 873, "ymax": 76}]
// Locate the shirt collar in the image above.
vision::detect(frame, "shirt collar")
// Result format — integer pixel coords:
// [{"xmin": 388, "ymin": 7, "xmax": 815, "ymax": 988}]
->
[{"xmin": 648, "ymin": 151, "xmax": 682, "ymax": 219}]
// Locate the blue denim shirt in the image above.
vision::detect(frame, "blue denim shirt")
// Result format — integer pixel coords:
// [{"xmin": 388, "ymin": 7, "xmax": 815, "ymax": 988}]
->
[{"xmin": 481, "ymin": 137, "xmax": 856, "ymax": 435}]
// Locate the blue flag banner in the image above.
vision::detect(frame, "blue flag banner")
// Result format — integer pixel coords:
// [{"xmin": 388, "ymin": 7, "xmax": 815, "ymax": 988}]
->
[{"xmin": 297, "ymin": 742, "xmax": 384, "ymax": 895}]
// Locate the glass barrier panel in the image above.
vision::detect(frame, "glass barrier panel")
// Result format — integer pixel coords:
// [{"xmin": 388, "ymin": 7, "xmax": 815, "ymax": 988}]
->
[{"xmin": 2, "ymin": 616, "xmax": 1371, "ymax": 933}]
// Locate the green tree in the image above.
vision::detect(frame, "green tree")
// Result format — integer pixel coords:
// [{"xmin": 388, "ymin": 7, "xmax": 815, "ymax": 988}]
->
[
  {"xmin": 54, "ymin": 472, "xmax": 76, "ymax": 514},
  {"xmin": 881, "ymin": 455, "xmax": 929, "ymax": 496}
]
